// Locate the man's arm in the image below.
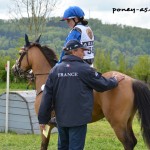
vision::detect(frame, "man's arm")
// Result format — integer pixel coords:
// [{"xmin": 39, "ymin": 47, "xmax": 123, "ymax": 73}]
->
[
  {"xmin": 38, "ymin": 74, "xmax": 54, "ymax": 125},
  {"xmin": 80, "ymin": 67, "xmax": 124, "ymax": 92}
]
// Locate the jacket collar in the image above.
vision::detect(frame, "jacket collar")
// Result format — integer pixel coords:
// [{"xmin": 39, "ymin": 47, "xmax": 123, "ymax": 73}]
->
[{"xmin": 62, "ymin": 55, "xmax": 84, "ymax": 63}]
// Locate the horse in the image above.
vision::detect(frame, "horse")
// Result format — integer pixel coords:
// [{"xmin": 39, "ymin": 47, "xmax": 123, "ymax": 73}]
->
[{"xmin": 12, "ymin": 34, "xmax": 150, "ymax": 150}]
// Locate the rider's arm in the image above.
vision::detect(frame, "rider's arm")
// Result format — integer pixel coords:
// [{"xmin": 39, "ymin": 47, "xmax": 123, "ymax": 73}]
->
[{"xmin": 57, "ymin": 29, "xmax": 81, "ymax": 64}]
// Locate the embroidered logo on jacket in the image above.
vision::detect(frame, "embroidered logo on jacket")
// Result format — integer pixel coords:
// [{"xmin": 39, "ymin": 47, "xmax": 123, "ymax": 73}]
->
[{"xmin": 58, "ymin": 72, "xmax": 78, "ymax": 77}]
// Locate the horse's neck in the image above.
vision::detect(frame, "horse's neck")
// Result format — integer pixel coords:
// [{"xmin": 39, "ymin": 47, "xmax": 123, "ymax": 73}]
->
[
  {"xmin": 30, "ymin": 47, "xmax": 52, "ymax": 91},
  {"xmin": 33, "ymin": 65, "xmax": 51, "ymax": 91},
  {"xmin": 35, "ymin": 74, "xmax": 49, "ymax": 91}
]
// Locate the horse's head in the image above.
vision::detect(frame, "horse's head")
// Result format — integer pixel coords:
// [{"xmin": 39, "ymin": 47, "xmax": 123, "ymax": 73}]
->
[{"xmin": 12, "ymin": 34, "xmax": 41, "ymax": 78}]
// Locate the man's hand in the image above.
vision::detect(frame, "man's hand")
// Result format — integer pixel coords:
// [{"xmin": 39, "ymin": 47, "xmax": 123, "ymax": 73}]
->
[
  {"xmin": 113, "ymin": 74, "xmax": 125, "ymax": 82},
  {"xmin": 40, "ymin": 124, "xmax": 46, "ymax": 130}
]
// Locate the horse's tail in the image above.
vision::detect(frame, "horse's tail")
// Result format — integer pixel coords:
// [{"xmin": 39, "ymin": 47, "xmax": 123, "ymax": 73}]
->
[{"xmin": 132, "ymin": 79, "xmax": 150, "ymax": 148}]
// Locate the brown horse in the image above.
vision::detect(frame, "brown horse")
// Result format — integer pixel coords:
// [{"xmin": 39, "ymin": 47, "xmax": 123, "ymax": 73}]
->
[{"xmin": 12, "ymin": 34, "xmax": 150, "ymax": 150}]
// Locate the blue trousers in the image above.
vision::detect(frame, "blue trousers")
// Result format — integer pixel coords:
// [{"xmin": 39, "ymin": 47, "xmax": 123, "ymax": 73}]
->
[{"xmin": 57, "ymin": 124, "xmax": 87, "ymax": 150}]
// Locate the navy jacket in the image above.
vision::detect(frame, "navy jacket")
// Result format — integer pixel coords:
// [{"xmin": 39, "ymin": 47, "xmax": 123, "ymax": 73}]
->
[{"xmin": 38, "ymin": 55, "xmax": 118, "ymax": 127}]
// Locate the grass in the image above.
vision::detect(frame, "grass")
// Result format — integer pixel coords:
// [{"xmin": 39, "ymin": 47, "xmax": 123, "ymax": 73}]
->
[
  {"xmin": 85, "ymin": 119, "xmax": 146, "ymax": 150},
  {"xmin": 0, "ymin": 118, "xmax": 148, "ymax": 150},
  {"xmin": 0, "ymin": 82, "xmax": 30, "ymax": 94}
]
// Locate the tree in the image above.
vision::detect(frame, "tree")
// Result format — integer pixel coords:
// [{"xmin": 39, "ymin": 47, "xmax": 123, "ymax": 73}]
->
[
  {"xmin": 133, "ymin": 55, "xmax": 150, "ymax": 83},
  {"xmin": 9, "ymin": 0, "xmax": 60, "ymax": 40},
  {"xmin": 94, "ymin": 49, "xmax": 111, "ymax": 73},
  {"xmin": 118, "ymin": 53, "xmax": 126, "ymax": 73}
]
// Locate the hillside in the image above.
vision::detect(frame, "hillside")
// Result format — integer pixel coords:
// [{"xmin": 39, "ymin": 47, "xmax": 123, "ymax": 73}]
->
[
  {"xmin": 0, "ymin": 17, "xmax": 149, "ymax": 83},
  {"xmin": 0, "ymin": 17, "xmax": 150, "ymax": 56}
]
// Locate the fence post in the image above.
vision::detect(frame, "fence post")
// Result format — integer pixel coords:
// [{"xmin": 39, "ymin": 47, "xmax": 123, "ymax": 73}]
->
[{"xmin": 5, "ymin": 61, "xmax": 10, "ymax": 133}]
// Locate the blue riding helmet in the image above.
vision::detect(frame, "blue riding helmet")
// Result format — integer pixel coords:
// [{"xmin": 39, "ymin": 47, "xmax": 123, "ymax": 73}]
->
[{"xmin": 61, "ymin": 6, "xmax": 85, "ymax": 21}]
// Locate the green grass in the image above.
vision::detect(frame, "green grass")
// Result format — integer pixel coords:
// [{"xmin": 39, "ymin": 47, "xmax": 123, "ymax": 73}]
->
[
  {"xmin": 0, "ymin": 82, "xmax": 31, "ymax": 94},
  {"xmin": 0, "ymin": 119, "xmax": 147, "ymax": 150},
  {"xmin": 85, "ymin": 119, "xmax": 146, "ymax": 150}
]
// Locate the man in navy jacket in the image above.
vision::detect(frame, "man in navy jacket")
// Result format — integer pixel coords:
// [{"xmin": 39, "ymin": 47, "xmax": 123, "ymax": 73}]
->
[{"xmin": 38, "ymin": 40, "xmax": 124, "ymax": 150}]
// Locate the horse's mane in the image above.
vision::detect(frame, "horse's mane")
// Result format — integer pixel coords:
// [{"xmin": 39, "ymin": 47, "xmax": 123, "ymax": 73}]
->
[
  {"xmin": 41, "ymin": 45, "xmax": 58, "ymax": 67},
  {"xmin": 28, "ymin": 43, "xmax": 58, "ymax": 67}
]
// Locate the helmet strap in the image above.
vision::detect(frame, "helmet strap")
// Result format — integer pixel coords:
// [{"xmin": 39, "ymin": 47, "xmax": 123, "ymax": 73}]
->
[{"xmin": 72, "ymin": 18, "xmax": 79, "ymax": 27}]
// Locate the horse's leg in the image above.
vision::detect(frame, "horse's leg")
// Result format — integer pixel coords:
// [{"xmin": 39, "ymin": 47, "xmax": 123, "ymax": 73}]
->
[
  {"xmin": 101, "ymin": 91, "xmax": 136, "ymax": 149},
  {"xmin": 127, "ymin": 117, "xmax": 137, "ymax": 148},
  {"xmin": 40, "ymin": 124, "xmax": 55, "ymax": 150},
  {"xmin": 109, "ymin": 121, "xmax": 133, "ymax": 150},
  {"xmin": 106, "ymin": 111, "xmax": 137, "ymax": 150}
]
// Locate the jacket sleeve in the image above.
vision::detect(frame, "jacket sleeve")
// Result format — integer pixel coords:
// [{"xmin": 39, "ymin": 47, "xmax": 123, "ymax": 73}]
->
[
  {"xmin": 79, "ymin": 67, "xmax": 118, "ymax": 92},
  {"xmin": 38, "ymin": 73, "xmax": 54, "ymax": 124},
  {"xmin": 57, "ymin": 29, "xmax": 81, "ymax": 64}
]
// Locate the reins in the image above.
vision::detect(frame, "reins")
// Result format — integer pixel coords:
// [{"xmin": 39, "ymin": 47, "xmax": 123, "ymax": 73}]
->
[
  {"xmin": 34, "ymin": 73, "xmax": 50, "ymax": 96},
  {"xmin": 34, "ymin": 73, "xmax": 49, "ymax": 76},
  {"xmin": 34, "ymin": 73, "xmax": 49, "ymax": 96},
  {"xmin": 36, "ymin": 90, "xmax": 43, "ymax": 96}
]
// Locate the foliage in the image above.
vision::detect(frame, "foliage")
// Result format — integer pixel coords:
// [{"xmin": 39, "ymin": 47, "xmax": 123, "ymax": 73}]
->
[
  {"xmin": 0, "ymin": 17, "xmax": 150, "ymax": 83},
  {"xmin": 94, "ymin": 49, "xmax": 111, "ymax": 73},
  {"xmin": 133, "ymin": 55, "xmax": 150, "ymax": 83},
  {"xmin": 0, "ymin": 82, "xmax": 30, "ymax": 95}
]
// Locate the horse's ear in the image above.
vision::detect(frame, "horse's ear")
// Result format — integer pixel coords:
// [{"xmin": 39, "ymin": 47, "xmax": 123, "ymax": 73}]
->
[
  {"xmin": 25, "ymin": 34, "xmax": 30, "ymax": 47},
  {"xmin": 35, "ymin": 35, "xmax": 41, "ymax": 43}
]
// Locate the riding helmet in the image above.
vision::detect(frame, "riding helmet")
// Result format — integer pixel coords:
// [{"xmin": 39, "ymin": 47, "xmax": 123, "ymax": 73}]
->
[{"xmin": 60, "ymin": 6, "xmax": 85, "ymax": 21}]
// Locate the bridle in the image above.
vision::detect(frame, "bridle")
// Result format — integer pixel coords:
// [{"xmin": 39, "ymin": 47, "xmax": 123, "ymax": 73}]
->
[
  {"xmin": 13, "ymin": 47, "xmax": 30, "ymax": 78},
  {"xmin": 14, "ymin": 45, "xmax": 51, "ymax": 78},
  {"xmin": 13, "ymin": 44, "xmax": 55, "ymax": 96},
  {"xmin": 13, "ymin": 33, "xmax": 58, "ymax": 96}
]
